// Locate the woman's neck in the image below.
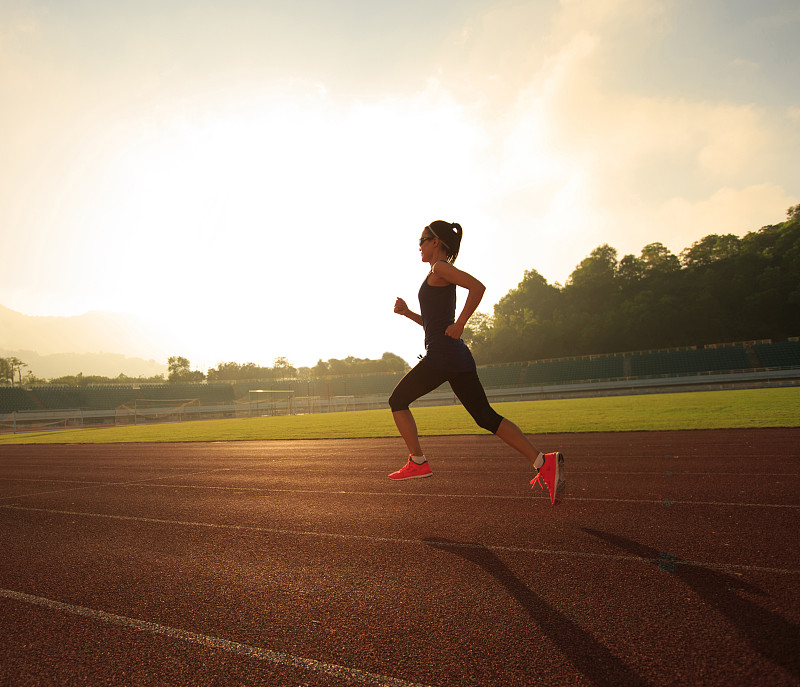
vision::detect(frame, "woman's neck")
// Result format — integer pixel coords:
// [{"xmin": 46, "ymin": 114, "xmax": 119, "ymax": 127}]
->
[{"xmin": 427, "ymin": 254, "xmax": 447, "ymax": 270}]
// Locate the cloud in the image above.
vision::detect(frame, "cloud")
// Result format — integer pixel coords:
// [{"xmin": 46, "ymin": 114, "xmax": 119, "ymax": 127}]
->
[
  {"xmin": 653, "ymin": 184, "xmax": 795, "ymax": 248},
  {"xmin": 440, "ymin": 0, "xmax": 798, "ymax": 287}
]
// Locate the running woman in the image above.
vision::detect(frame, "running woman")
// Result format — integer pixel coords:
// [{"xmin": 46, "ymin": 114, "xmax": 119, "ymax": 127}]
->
[{"xmin": 388, "ymin": 220, "xmax": 565, "ymax": 504}]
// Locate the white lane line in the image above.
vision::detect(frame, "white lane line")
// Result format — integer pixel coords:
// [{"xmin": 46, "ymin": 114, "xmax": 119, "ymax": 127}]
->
[
  {"xmin": 256, "ymin": 489, "xmax": 800, "ymax": 509},
  {"xmin": 3, "ymin": 504, "xmax": 798, "ymax": 576},
  {"xmin": 0, "ymin": 588, "xmax": 433, "ymax": 687},
  {"xmin": 0, "ymin": 468, "xmax": 233, "ymax": 502},
  {"xmin": 0, "ymin": 478, "xmax": 108, "ymax": 484},
  {"xmin": 5, "ymin": 478, "xmax": 797, "ymax": 509}
]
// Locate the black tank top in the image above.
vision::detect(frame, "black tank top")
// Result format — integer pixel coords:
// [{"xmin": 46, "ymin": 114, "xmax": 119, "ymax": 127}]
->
[
  {"xmin": 419, "ymin": 276, "xmax": 456, "ymax": 348},
  {"xmin": 419, "ymin": 277, "xmax": 475, "ymax": 375},
  {"xmin": 417, "ymin": 275, "xmax": 476, "ymax": 374}
]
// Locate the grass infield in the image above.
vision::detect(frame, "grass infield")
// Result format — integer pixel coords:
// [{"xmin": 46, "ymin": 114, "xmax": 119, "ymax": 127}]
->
[{"xmin": 0, "ymin": 387, "xmax": 797, "ymax": 445}]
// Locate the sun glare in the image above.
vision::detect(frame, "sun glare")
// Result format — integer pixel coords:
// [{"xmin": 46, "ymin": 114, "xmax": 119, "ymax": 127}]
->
[{"xmin": 70, "ymin": 91, "xmax": 491, "ymax": 367}]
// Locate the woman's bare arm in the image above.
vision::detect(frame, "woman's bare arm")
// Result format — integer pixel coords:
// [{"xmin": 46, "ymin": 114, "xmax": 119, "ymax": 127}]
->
[{"xmin": 394, "ymin": 297, "xmax": 423, "ymax": 326}]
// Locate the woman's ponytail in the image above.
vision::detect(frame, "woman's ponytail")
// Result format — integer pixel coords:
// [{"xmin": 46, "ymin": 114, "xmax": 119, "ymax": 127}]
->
[{"xmin": 427, "ymin": 220, "xmax": 463, "ymax": 264}]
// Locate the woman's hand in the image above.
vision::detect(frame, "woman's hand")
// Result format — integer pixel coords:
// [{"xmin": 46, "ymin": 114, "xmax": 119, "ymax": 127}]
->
[
  {"xmin": 395, "ymin": 297, "xmax": 423, "ymax": 326},
  {"xmin": 445, "ymin": 322, "xmax": 465, "ymax": 340},
  {"xmin": 394, "ymin": 297, "xmax": 409, "ymax": 316}
]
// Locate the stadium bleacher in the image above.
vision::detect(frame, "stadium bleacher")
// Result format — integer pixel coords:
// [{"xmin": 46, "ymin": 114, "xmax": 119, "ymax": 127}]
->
[
  {"xmin": 630, "ymin": 345, "xmax": 751, "ymax": 377},
  {"xmin": 477, "ymin": 363, "xmax": 525, "ymax": 388},
  {"xmin": 343, "ymin": 372, "xmax": 406, "ymax": 397},
  {"xmin": 138, "ymin": 384, "xmax": 235, "ymax": 404},
  {"xmin": 522, "ymin": 355, "xmax": 624, "ymax": 385},
  {"xmin": 83, "ymin": 386, "xmax": 141, "ymax": 410},
  {"xmin": 0, "ymin": 387, "xmax": 39, "ymax": 413},
  {"xmin": 754, "ymin": 340, "xmax": 800, "ymax": 368},
  {"xmin": 29, "ymin": 386, "xmax": 86, "ymax": 410}
]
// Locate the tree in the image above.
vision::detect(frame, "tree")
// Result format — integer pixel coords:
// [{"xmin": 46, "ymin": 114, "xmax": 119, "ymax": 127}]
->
[
  {"xmin": 380, "ymin": 352, "xmax": 410, "ymax": 373},
  {"xmin": 462, "ymin": 311, "xmax": 493, "ymax": 349},
  {"xmin": 273, "ymin": 357, "xmax": 296, "ymax": 380},
  {"xmin": 168, "ymin": 356, "xmax": 205, "ymax": 382},
  {"xmin": 616, "ymin": 254, "xmax": 645, "ymax": 287},
  {"xmin": 207, "ymin": 361, "xmax": 241, "ymax": 382},
  {"xmin": 639, "ymin": 242, "xmax": 680, "ymax": 275},
  {"xmin": 1, "ymin": 357, "xmax": 28, "ymax": 387},
  {"xmin": 474, "ymin": 269, "xmax": 562, "ymax": 362},
  {"xmin": 312, "ymin": 359, "xmax": 330, "ymax": 377},
  {"xmin": 0, "ymin": 358, "xmax": 11, "ymax": 385},
  {"xmin": 680, "ymin": 234, "xmax": 741, "ymax": 269},
  {"xmin": 566, "ymin": 244, "xmax": 618, "ymax": 291},
  {"xmin": 494, "ymin": 269, "xmax": 560, "ymax": 324}
]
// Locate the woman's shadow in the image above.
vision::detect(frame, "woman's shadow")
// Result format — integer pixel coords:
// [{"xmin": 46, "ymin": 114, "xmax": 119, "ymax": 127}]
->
[
  {"xmin": 582, "ymin": 528, "xmax": 800, "ymax": 681},
  {"xmin": 423, "ymin": 537, "xmax": 650, "ymax": 687}
]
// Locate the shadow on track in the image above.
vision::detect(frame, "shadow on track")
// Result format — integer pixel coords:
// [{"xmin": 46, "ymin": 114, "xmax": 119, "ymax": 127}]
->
[
  {"xmin": 583, "ymin": 528, "xmax": 800, "ymax": 681},
  {"xmin": 423, "ymin": 537, "xmax": 650, "ymax": 687}
]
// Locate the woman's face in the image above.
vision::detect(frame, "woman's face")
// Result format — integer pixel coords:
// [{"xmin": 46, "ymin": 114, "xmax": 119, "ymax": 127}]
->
[{"xmin": 419, "ymin": 230, "xmax": 438, "ymax": 262}]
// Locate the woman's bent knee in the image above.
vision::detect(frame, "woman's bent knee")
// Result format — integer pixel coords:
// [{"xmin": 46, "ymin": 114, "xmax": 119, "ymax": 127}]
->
[
  {"xmin": 475, "ymin": 410, "xmax": 503, "ymax": 434},
  {"xmin": 388, "ymin": 392, "xmax": 409, "ymax": 413}
]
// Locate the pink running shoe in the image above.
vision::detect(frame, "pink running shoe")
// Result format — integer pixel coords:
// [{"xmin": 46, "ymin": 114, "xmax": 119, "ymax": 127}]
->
[
  {"xmin": 531, "ymin": 452, "xmax": 565, "ymax": 504},
  {"xmin": 389, "ymin": 456, "xmax": 432, "ymax": 480}
]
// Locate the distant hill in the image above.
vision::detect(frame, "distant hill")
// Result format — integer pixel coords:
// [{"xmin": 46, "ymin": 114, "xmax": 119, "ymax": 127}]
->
[
  {"xmin": 0, "ymin": 305, "xmax": 167, "ymax": 378},
  {"xmin": 0, "ymin": 349, "xmax": 166, "ymax": 379}
]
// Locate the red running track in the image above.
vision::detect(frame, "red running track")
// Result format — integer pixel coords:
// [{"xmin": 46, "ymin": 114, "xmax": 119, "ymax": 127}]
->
[{"xmin": 1, "ymin": 428, "xmax": 798, "ymax": 686}]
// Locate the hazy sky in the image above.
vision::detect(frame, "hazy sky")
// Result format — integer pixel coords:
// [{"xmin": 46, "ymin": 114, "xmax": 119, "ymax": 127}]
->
[{"xmin": 2, "ymin": 0, "xmax": 798, "ymax": 371}]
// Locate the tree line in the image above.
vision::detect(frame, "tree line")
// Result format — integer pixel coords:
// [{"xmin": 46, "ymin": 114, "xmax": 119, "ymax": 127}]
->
[
  {"xmin": 464, "ymin": 205, "xmax": 800, "ymax": 364},
  {"xmin": 169, "ymin": 353, "xmax": 410, "ymax": 383},
  {"xmin": 0, "ymin": 353, "xmax": 411, "ymax": 386}
]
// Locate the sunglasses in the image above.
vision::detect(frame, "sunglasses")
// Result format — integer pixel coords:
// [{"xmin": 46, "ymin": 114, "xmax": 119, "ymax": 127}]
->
[{"xmin": 419, "ymin": 236, "xmax": 435, "ymax": 247}]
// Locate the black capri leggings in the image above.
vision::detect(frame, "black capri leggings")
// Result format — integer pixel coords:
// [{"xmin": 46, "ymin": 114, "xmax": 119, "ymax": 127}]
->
[{"xmin": 388, "ymin": 361, "xmax": 504, "ymax": 434}]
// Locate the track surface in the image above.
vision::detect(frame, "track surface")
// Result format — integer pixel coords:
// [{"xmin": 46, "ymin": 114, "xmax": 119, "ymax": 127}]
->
[{"xmin": 1, "ymin": 428, "xmax": 798, "ymax": 686}]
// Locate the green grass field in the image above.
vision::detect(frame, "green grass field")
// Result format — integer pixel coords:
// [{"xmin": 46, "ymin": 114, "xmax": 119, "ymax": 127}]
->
[{"xmin": 0, "ymin": 387, "xmax": 797, "ymax": 445}]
